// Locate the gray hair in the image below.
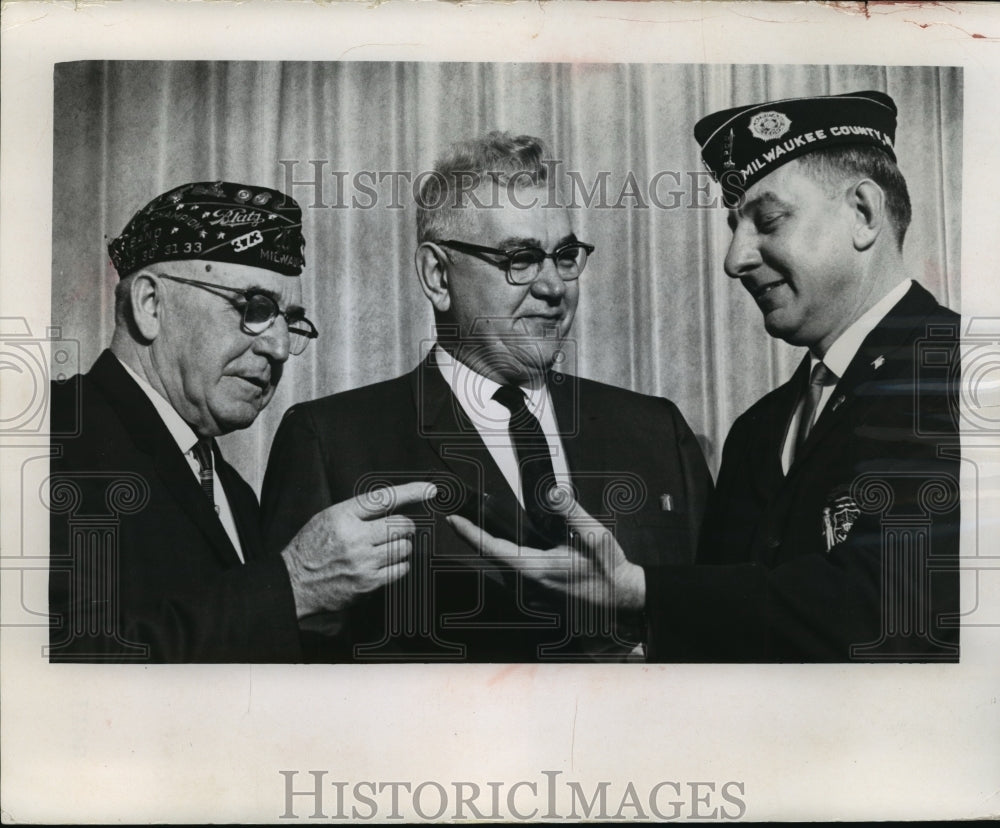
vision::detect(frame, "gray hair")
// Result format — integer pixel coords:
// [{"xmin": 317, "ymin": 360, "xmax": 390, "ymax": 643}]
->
[
  {"xmin": 416, "ymin": 131, "xmax": 554, "ymax": 243},
  {"xmin": 798, "ymin": 145, "xmax": 912, "ymax": 250}
]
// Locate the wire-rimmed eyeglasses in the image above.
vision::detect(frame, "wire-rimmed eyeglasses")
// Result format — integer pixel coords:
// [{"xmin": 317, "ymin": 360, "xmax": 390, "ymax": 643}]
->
[
  {"xmin": 155, "ymin": 274, "xmax": 319, "ymax": 355},
  {"xmin": 434, "ymin": 239, "xmax": 595, "ymax": 286}
]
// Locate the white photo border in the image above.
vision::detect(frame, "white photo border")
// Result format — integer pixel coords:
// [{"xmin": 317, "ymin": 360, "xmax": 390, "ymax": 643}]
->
[{"xmin": 2, "ymin": 1, "xmax": 999, "ymax": 823}]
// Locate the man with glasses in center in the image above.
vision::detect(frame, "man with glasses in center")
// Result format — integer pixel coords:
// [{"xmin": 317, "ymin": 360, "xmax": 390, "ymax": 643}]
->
[{"xmin": 261, "ymin": 132, "xmax": 711, "ymax": 662}]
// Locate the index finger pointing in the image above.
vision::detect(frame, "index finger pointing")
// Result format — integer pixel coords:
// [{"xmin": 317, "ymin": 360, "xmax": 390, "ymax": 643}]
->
[{"xmin": 349, "ymin": 481, "xmax": 438, "ymax": 519}]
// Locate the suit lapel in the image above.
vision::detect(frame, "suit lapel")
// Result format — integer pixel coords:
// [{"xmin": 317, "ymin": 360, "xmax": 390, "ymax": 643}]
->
[
  {"xmin": 789, "ymin": 283, "xmax": 939, "ymax": 472},
  {"xmin": 215, "ymin": 451, "xmax": 262, "ymax": 561},
  {"xmin": 409, "ymin": 355, "xmax": 526, "ymax": 541},
  {"xmin": 89, "ymin": 351, "xmax": 244, "ymax": 566},
  {"xmin": 771, "ymin": 356, "xmax": 811, "ymax": 477},
  {"xmin": 548, "ymin": 371, "xmax": 605, "ymax": 517}
]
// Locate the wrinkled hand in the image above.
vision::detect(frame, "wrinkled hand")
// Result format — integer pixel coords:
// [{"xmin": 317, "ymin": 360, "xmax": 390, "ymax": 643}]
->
[
  {"xmin": 281, "ymin": 482, "xmax": 437, "ymax": 619},
  {"xmin": 446, "ymin": 488, "xmax": 646, "ymax": 611}
]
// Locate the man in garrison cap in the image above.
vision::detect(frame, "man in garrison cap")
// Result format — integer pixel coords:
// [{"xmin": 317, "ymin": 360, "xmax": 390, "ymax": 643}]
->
[
  {"xmin": 260, "ymin": 132, "xmax": 711, "ymax": 662},
  {"xmin": 449, "ymin": 92, "xmax": 961, "ymax": 662},
  {"xmin": 49, "ymin": 181, "xmax": 434, "ymax": 662}
]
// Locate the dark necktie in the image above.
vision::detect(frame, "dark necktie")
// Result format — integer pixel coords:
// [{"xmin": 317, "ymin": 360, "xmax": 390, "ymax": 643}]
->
[
  {"xmin": 793, "ymin": 362, "xmax": 836, "ymax": 460},
  {"xmin": 492, "ymin": 384, "xmax": 566, "ymax": 544},
  {"xmin": 191, "ymin": 438, "xmax": 215, "ymax": 506}
]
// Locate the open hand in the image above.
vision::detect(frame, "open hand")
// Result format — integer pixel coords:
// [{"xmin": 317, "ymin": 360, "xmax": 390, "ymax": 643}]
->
[{"xmin": 446, "ymin": 487, "xmax": 645, "ymax": 611}]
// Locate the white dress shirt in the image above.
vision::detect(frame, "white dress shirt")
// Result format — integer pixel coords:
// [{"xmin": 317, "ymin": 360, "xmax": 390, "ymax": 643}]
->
[
  {"xmin": 781, "ymin": 279, "xmax": 912, "ymax": 473},
  {"xmin": 116, "ymin": 356, "xmax": 245, "ymax": 561},
  {"xmin": 434, "ymin": 345, "xmax": 572, "ymax": 507}
]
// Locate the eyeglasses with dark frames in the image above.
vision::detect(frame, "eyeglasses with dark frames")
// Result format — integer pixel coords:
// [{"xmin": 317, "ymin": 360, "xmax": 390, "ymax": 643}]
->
[
  {"xmin": 434, "ymin": 239, "xmax": 595, "ymax": 286},
  {"xmin": 155, "ymin": 274, "xmax": 319, "ymax": 355}
]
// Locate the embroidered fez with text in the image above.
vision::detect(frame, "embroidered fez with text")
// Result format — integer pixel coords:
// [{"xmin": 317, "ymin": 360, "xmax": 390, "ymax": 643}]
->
[
  {"xmin": 108, "ymin": 181, "xmax": 306, "ymax": 277},
  {"xmin": 694, "ymin": 90, "xmax": 898, "ymax": 204}
]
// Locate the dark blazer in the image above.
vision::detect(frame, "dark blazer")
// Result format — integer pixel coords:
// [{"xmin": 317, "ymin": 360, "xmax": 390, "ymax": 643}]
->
[
  {"xmin": 647, "ymin": 282, "xmax": 961, "ymax": 662},
  {"xmin": 261, "ymin": 354, "xmax": 712, "ymax": 662},
  {"xmin": 48, "ymin": 350, "xmax": 301, "ymax": 662}
]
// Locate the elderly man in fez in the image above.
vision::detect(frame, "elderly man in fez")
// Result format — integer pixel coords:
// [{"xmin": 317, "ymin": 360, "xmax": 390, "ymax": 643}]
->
[
  {"xmin": 451, "ymin": 94, "xmax": 961, "ymax": 662},
  {"xmin": 49, "ymin": 181, "xmax": 433, "ymax": 662},
  {"xmin": 261, "ymin": 132, "xmax": 711, "ymax": 662}
]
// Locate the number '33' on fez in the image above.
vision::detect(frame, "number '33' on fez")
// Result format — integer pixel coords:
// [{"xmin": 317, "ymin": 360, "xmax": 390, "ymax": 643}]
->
[
  {"xmin": 108, "ymin": 181, "xmax": 306, "ymax": 278},
  {"xmin": 694, "ymin": 90, "xmax": 898, "ymax": 205}
]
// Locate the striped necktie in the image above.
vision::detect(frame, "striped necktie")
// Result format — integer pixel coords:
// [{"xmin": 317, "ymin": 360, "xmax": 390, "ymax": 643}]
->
[
  {"xmin": 191, "ymin": 438, "xmax": 215, "ymax": 506},
  {"xmin": 793, "ymin": 362, "xmax": 837, "ymax": 460}
]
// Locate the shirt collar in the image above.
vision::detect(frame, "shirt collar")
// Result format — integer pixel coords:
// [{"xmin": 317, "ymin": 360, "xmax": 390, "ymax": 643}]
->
[
  {"xmin": 433, "ymin": 345, "xmax": 546, "ymax": 416},
  {"xmin": 815, "ymin": 279, "xmax": 912, "ymax": 377},
  {"xmin": 115, "ymin": 355, "xmax": 201, "ymax": 454}
]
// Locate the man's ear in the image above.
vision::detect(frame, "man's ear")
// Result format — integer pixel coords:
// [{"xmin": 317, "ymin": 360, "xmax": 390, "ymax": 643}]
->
[
  {"xmin": 848, "ymin": 179, "xmax": 886, "ymax": 251},
  {"xmin": 130, "ymin": 270, "xmax": 163, "ymax": 341},
  {"xmin": 415, "ymin": 242, "xmax": 451, "ymax": 313}
]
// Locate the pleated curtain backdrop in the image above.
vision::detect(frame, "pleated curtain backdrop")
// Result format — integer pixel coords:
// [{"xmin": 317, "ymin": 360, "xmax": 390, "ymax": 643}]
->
[{"xmin": 52, "ymin": 62, "xmax": 962, "ymax": 491}]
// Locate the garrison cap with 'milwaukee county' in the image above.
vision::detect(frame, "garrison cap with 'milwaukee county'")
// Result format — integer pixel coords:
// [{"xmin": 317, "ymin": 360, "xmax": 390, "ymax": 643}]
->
[
  {"xmin": 108, "ymin": 181, "xmax": 306, "ymax": 277},
  {"xmin": 694, "ymin": 90, "xmax": 898, "ymax": 205}
]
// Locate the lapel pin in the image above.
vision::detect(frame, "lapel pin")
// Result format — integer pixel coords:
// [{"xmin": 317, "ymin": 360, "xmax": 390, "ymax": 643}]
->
[
  {"xmin": 830, "ymin": 394, "xmax": 847, "ymax": 412},
  {"xmin": 660, "ymin": 494, "xmax": 674, "ymax": 512},
  {"xmin": 872, "ymin": 355, "xmax": 885, "ymax": 371}
]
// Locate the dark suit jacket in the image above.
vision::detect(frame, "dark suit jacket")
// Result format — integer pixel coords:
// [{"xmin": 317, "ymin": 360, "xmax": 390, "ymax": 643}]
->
[
  {"xmin": 49, "ymin": 350, "xmax": 301, "ymax": 662},
  {"xmin": 261, "ymin": 354, "xmax": 712, "ymax": 662},
  {"xmin": 647, "ymin": 282, "xmax": 961, "ymax": 662}
]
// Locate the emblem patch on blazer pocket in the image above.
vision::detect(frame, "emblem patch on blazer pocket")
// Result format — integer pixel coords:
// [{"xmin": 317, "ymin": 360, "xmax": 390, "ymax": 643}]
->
[{"xmin": 821, "ymin": 494, "xmax": 861, "ymax": 551}]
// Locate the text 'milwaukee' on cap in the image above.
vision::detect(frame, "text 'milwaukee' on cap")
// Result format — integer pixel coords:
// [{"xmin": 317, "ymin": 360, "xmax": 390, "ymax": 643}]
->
[
  {"xmin": 108, "ymin": 181, "xmax": 306, "ymax": 277},
  {"xmin": 694, "ymin": 90, "xmax": 898, "ymax": 206}
]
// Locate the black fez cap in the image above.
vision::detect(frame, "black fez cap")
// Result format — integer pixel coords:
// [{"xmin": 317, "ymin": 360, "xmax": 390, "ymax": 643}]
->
[
  {"xmin": 694, "ymin": 90, "xmax": 898, "ymax": 204},
  {"xmin": 108, "ymin": 181, "xmax": 306, "ymax": 277}
]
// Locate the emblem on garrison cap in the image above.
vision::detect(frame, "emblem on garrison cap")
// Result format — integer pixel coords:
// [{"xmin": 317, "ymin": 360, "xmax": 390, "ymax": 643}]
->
[
  {"xmin": 108, "ymin": 180, "xmax": 305, "ymax": 277},
  {"xmin": 821, "ymin": 494, "xmax": 861, "ymax": 552},
  {"xmin": 749, "ymin": 110, "xmax": 792, "ymax": 141},
  {"xmin": 722, "ymin": 129, "xmax": 736, "ymax": 170}
]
